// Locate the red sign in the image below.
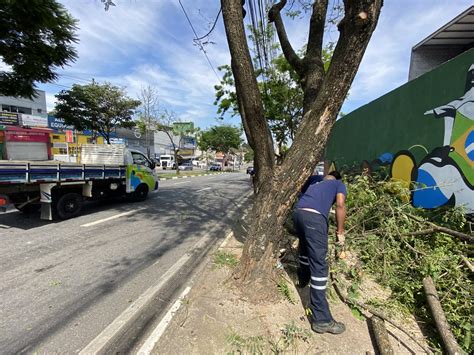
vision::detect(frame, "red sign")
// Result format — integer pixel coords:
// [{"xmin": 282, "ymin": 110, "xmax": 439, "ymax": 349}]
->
[{"xmin": 66, "ymin": 130, "xmax": 74, "ymax": 143}]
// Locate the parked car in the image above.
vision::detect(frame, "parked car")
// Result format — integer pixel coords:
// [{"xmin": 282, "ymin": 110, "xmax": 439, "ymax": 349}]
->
[
  {"xmin": 209, "ymin": 164, "xmax": 222, "ymax": 171},
  {"xmin": 246, "ymin": 166, "xmax": 254, "ymax": 174},
  {"xmin": 178, "ymin": 162, "xmax": 193, "ymax": 171}
]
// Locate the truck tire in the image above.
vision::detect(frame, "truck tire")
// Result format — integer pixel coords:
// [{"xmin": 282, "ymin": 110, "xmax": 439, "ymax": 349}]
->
[
  {"xmin": 15, "ymin": 203, "xmax": 41, "ymax": 214},
  {"xmin": 56, "ymin": 192, "xmax": 83, "ymax": 220},
  {"xmin": 131, "ymin": 184, "xmax": 148, "ymax": 202}
]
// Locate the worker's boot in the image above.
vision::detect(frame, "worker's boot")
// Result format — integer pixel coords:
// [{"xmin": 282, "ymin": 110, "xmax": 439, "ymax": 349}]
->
[{"xmin": 311, "ymin": 320, "xmax": 346, "ymax": 334}]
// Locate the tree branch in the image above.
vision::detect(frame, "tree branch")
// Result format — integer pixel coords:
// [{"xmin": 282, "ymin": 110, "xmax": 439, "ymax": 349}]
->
[
  {"xmin": 305, "ymin": 0, "xmax": 328, "ymax": 66},
  {"xmin": 423, "ymin": 277, "xmax": 463, "ymax": 355},
  {"xmin": 268, "ymin": 0, "xmax": 304, "ymax": 77},
  {"xmin": 331, "ymin": 273, "xmax": 433, "ymax": 354}
]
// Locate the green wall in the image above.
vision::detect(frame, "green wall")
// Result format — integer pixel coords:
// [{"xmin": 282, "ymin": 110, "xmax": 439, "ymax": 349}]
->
[{"xmin": 326, "ymin": 48, "xmax": 474, "ymax": 167}]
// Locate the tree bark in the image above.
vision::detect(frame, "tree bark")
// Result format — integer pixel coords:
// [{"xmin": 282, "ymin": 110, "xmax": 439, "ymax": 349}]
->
[
  {"xmin": 369, "ymin": 316, "xmax": 395, "ymax": 355},
  {"xmin": 221, "ymin": 0, "xmax": 382, "ymax": 297},
  {"xmin": 423, "ymin": 277, "xmax": 463, "ymax": 355}
]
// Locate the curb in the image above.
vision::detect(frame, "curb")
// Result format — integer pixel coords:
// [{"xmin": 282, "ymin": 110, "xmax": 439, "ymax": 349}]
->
[{"xmin": 79, "ymin": 190, "xmax": 252, "ymax": 355}]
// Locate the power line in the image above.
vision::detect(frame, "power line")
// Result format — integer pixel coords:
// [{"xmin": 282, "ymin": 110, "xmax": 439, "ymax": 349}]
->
[
  {"xmin": 178, "ymin": 0, "xmax": 220, "ymax": 82},
  {"xmin": 59, "ymin": 74, "xmax": 94, "ymax": 83},
  {"xmin": 194, "ymin": 7, "xmax": 222, "ymax": 41}
]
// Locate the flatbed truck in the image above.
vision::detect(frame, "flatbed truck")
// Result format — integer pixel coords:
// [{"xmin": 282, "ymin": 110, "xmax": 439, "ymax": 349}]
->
[{"xmin": 0, "ymin": 145, "xmax": 159, "ymax": 220}]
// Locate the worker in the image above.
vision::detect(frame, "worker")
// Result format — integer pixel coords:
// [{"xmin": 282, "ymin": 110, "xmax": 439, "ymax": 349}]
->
[{"xmin": 293, "ymin": 170, "xmax": 347, "ymax": 334}]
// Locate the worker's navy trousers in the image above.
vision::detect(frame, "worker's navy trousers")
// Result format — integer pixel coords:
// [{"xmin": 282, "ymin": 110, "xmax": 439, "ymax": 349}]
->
[{"xmin": 293, "ymin": 208, "xmax": 333, "ymax": 323}]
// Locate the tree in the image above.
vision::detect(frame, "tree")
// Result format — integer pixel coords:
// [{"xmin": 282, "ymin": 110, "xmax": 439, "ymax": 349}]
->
[
  {"xmin": 0, "ymin": 0, "xmax": 78, "ymax": 98},
  {"xmin": 55, "ymin": 82, "xmax": 141, "ymax": 143},
  {"xmin": 221, "ymin": 0, "xmax": 382, "ymax": 297},
  {"xmin": 136, "ymin": 85, "xmax": 160, "ymax": 157},
  {"xmin": 198, "ymin": 125, "xmax": 242, "ymax": 167},
  {"xmin": 150, "ymin": 110, "xmax": 198, "ymax": 174}
]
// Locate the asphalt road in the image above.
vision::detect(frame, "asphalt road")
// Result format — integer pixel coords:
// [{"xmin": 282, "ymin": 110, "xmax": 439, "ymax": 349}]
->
[{"xmin": 0, "ymin": 172, "xmax": 252, "ymax": 354}]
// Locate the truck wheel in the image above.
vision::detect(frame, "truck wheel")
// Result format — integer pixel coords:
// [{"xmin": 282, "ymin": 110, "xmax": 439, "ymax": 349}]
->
[
  {"xmin": 56, "ymin": 193, "xmax": 83, "ymax": 220},
  {"xmin": 15, "ymin": 203, "xmax": 41, "ymax": 214},
  {"xmin": 132, "ymin": 184, "xmax": 148, "ymax": 202}
]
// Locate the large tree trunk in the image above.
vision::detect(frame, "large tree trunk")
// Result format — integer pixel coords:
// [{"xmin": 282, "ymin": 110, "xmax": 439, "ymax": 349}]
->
[{"xmin": 221, "ymin": 0, "xmax": 383, "ymax": 298}]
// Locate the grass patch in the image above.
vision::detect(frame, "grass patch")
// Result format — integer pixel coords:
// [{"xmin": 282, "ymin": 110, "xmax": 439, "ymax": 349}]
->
[
  {"xmin": 226, "ymin": 323, "xmax": 311, "ymax": 354},
  {"xmin": 277, "ymin": 278, "xmax": 296, "ymax": 304},
  {"xmin": 213, "ymin": 251, "xmax": 239, "ymax": 268}
]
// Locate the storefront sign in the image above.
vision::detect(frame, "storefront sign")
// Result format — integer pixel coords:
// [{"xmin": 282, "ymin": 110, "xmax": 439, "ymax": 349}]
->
[
  {"xmin": 21, "ymin": 114, "xmax": 48, "ymax": 127},
  {"xmin": 65, "ymin": 130, "xmax": 74, "ymax": 143},
  {"xmin": 48, "ymin": 115, "xmax": 74, "ymax": 130},
  {"xmin": 0, "ymin": 112, "xmax": 19, "ymax": 126},
  {"xmin": 110, "ymin": 138, "xmax": 126, "ymax": 144}
]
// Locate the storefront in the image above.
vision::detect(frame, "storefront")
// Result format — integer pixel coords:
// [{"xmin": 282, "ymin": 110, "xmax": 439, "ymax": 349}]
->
[{"xmin": 3, "ymin": 126, "xmax": 52, "ymax": 160}]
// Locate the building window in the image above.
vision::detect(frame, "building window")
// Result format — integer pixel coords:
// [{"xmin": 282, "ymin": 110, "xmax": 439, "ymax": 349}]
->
[
  {"xmin": 1, "ymin": 104, "xmax": 32, "ymax": 114},
  {"xmin": 37, "ymin": 108, "xmax": 42, "ymax": 113}
]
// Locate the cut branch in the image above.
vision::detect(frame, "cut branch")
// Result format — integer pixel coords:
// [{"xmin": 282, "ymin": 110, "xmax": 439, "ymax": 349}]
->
[
  {"xmin": 404, "ymin": 214, "xmax": 474, "ymax": 243},
  {"xmin": 369, "ymin": 316, "xmax": 395, "ymax": 355},
  {"xmin": 331, "ymin": 273, "xmax": 432, "ymax": 354},
  {"xmin": 423, "ymin": 277, "xmax": 463, "ymax": 355},
  {"xmin": 460, "ymin": 255, "xmax": 474, "ymax": 272}
]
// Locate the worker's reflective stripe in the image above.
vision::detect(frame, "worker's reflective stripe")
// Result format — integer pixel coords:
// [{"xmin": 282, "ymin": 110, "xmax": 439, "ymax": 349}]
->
[
  {"xmin": 311, "ymin": 276, "xmax": 327, "ymax": 281},
  {"xmin": 310, "ymin": 284, "xmax": 326, "ymax": 290},
  {"xmin": 299, "ymin": 255, "xmax": 309, "ymax": 265}
]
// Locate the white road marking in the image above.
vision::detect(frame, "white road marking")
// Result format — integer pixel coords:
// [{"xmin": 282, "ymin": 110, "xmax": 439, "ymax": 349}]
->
[
  {"xmin": 137, "ymin": 286, "xmax": 192, "ymax": 355},
  {"xmin": 80, "ymin": 209, "xmax": 143, "ymax": 227},
  {"xmin": 196, "ymin": 187, "xmax": 211, "ymax": 192},
  {"xmin": 79, "ymin": 235, "xmax": 212, "ymax": 355},
  {"xmin": 172, "ymin": 181, "xmax": 189, "ymax": 185}
]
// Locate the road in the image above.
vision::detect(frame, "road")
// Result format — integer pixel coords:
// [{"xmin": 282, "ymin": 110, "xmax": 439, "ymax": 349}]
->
[{"xmin": 0, "ymin": 172, "xmax": 252, "ymax": 354}]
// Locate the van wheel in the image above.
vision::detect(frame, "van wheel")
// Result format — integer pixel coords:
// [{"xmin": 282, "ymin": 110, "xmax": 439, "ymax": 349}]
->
[
  {"xmin": 56, "ymin": 193, "xmax": 83, "ymax": 220},
  {"xmin": 132, "ymin": 184, "xmax": 148, "ymax": 202},
  {"xmin": 15, "ymin": 203, "xmax": 41, "ymax": 214}
]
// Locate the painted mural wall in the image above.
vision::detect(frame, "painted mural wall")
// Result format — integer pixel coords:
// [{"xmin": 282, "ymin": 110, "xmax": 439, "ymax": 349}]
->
[{"xmin": 326, "ymin": 48, "xmax": 474, "ymax": 213}]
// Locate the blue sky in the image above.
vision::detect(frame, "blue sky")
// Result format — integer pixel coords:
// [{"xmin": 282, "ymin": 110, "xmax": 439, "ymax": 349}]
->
[{"xmin": 38, "ymin": 0, "xmax": 473, "ymax": 130}]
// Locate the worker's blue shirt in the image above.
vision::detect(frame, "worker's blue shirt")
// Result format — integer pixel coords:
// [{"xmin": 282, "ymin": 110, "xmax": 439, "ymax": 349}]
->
[
  {"xmin": 300, "ymin": 175, "xmax": 324, "ymax": 195},
  {"xmin": 296, "ymin": 179, "xmax": 347, "ymax": 220}
]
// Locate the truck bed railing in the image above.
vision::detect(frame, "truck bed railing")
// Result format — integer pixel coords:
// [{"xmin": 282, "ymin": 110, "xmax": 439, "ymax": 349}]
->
[{"xmin": 0, "ymin": 162, "xmax": 127, "ymax": 184}]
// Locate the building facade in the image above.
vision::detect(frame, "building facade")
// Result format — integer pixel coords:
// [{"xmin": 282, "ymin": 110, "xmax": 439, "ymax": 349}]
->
[{"xmin": 0, "ymin": 90, "xmax": 48, "ymax": 117}]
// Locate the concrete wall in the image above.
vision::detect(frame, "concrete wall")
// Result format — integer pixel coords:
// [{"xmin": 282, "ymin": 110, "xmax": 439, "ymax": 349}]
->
[{"xmin": 326, "ymin": 48, "xmax": 474, "ymax": 213}]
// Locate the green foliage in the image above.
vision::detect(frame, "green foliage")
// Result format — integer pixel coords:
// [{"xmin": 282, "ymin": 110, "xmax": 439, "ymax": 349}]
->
[
  {"xmin": 0, "ymin": 0, "xmax": 78, "ymax": 98},
  {"xmin": 55, "ymin": 82, "xmax": 141, "ymax": 143},
  {"xmin": 344, "ymin": 176, "xmax": 472, "ymax": 352},
  {"xmin": 199, "ymin": 125, "xmax": 242, "ymax": 154},
  {"xmin": 277, "ymin": 278, "xmax": 295, "ymax": 304},
  {"xmin": 244, "ymin": 148, "xmax": 254, "ymax": 163},
  {"xmin": 226, "ymin": 331, "xmax": 265, "ymax": 355},
  {"xmin": 226, "ymin": 322, "xmax": 311, "ymax": 355},
  {"xmin": 213, "ymin": 251, "xmax": 239, "ymax": 268}
]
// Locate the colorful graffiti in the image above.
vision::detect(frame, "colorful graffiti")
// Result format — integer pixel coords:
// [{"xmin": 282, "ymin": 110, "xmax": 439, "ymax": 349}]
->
[{"xmin": 391, "ymin": 64, "xmax": 474, "ymax": 213}]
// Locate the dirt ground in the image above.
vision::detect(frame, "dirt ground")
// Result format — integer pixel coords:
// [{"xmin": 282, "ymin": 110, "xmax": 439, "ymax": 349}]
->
[{"xmin": 154, "ymin": 235, "xmax": 429, "ymax": 354}]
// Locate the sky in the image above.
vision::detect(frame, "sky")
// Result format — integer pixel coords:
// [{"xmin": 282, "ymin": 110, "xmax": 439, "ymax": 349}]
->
[{"xmin": 38, "ymin": 0, "xmax": 474, "ymax": 130}]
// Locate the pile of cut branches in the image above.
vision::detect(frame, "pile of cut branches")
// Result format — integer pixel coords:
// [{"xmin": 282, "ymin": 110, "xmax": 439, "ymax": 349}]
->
[{"xmin": 338, "ymin": 175, "xmax": 472, "ymax": 353}]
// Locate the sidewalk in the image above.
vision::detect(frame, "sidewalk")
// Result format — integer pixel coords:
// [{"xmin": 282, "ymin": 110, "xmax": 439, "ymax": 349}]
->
[{"xmin": 151, "ymin": 234, "xmax": 377, "ymax": 354}]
